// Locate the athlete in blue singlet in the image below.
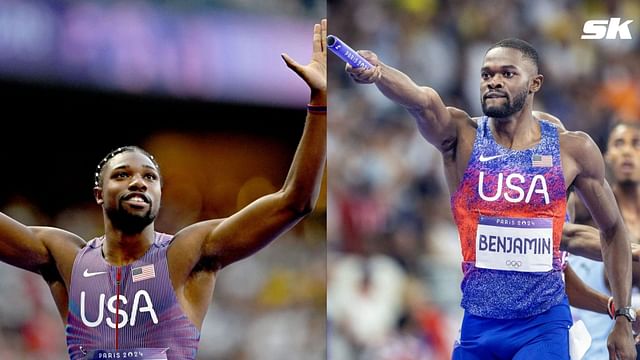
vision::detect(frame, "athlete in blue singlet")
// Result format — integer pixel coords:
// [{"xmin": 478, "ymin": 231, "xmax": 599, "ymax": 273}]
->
[
  {"xmin": 0, "ymin": 19, "xmax": 327, "ymax": 360},
  {"xmin": 346, "ymin": 38, "xmax": 635, "ymax": 359},
  {"xmin": 449, "ymin": 116, "xmax": 572, "ymax": 359}
]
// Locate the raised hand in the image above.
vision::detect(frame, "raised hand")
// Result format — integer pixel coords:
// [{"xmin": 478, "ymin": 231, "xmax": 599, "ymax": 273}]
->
[{"xmin": 281, "ymin": 19, "xmax": 327, "ymax": 95}]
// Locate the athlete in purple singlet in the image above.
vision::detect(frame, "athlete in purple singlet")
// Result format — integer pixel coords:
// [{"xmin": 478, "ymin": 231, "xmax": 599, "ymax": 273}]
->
[
  {"xmin": 346, "ymin": 38, "xmax": 635, "ymax": 359},
  {"xmin": 0, "ymin": 19, "xmax": 326, "ymax": 360}
]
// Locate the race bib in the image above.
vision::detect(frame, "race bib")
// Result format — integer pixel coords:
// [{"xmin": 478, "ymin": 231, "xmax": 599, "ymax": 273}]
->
[
  {"xmin": 475, "ymin": 216, "xmax": 553, "ymax": 272},
  {"xmin": 86, "ymin": 348, "xmax": 168, "ymax": 360}
]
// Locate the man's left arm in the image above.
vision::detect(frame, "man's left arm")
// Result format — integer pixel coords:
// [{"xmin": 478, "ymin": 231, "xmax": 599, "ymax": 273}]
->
[
  {"xmin": 570, "ymin": 131, "xmax": 635, "ymax": 359},
  {"xmin": 197, "ymin": 19, "xmax": 327, "ymax": 270}
]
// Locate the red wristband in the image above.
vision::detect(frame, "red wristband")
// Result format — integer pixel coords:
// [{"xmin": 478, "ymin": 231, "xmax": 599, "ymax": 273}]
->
[
  {"xmin": 307, "ymin": 104, "xmax": 327, "ymax": 114},
  {"xmin": 607, "ymin": 296, "xmax": 615, "ymax": 319}
]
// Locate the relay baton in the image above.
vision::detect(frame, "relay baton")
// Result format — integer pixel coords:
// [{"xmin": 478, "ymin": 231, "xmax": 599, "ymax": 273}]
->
[{"xmin": 327, "ymin": 35, "xmax": 372, "ymax": 69}]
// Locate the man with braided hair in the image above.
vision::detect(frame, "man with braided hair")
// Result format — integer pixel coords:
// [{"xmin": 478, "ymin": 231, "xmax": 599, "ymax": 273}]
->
[{"xmin": 0, "ymin": 19, "xmax": 326, "ymax": 360}]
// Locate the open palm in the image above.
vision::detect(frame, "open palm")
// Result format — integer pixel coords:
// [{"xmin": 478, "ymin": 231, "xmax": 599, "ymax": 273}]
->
[{"xmin": 282, "ymin": 19, "xmax": 327, "ymax": 93}]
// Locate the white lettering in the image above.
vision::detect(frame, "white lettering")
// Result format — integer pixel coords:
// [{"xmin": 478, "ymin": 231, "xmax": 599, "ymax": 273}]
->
[
  {"xmin": 582, "ymin": 18, "xmax": 633, "ymax": 40},
  {"xmin": 504, "ymin": 173, "xmax": 525, "ymax": 203},
  {"xmin": 478, "ymin": 172, "xmax": 502, "ymax": 201},
  {"xmin": 106, "ymin": 295, "xmax": 128, "ymax": 329},
  {"xmin": 525, "ymin": 175, "xmax": 550, "ymax": 204},
  {"xmin": 478, "ymin": 172, "xmax": 550, "ymax": 204},
  {"xmin": 130, "ymin": 290, "xmax": 159, "ymax": 326},
  {"xmin": 80, "ymin": 290, "xmax": 157, "ymax": 328},
  {"xmin": 81, "ymin": 292, "xmax": 104, "ymax": 327}
]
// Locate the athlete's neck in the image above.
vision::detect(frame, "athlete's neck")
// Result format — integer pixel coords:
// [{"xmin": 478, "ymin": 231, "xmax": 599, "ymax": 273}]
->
[
  {"xmin": 614, "ymin": 182, "xmax": 640, "ymax": 213},
  {"xmin": 490, "ymin": 108, "xmax": 539, "ymax": 150},
  {"xmin": 103, "ymin": 226, "xmax": 155, "ymax": 266}
]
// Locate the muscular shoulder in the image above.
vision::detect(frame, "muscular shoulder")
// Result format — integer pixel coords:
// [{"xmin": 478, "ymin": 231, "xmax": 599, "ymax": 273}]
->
[
  {"xmin": 533, "ymin": 111, "xmax": 567, "ymax": 131},
  {"xmin": 30, "ymin": 226, "xmax": 85, "ymax": 283},
  {"xmin": 171, "ymin": 219, "xmax": 224, "ymax": 249},
  {"xmin": 560, "ymin": 130, "xmax": 600, "ymax": 159},
  {"xmin": 560, "ymin": 130, "xmax": 604, "ymax": 178},
  {"xmin": 31, "ymin": 226, "xmax": 85, "ymax": 252},
  {"xmin": 447, "ymin": 107, "xmax": 476, "ymax": 145},
  {"xmin": 531, "ymin": 111, "xmax": 603, "ymax": 179},
  {"xmin": 448, "ymin": 106, "xmax": 475, "ymax": 126},
  {"xmin": 168, "ymin": 219, "xmax": 225, "ymax": 276}
]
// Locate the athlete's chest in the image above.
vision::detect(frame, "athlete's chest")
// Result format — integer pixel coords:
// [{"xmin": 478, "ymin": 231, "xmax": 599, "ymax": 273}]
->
[
  {"xmin": 73, "ymin": 258, "xmax": 166, "ymax": 329},
  {"xmin": 456, "ymin": 123, "xmax": 567, "ymax": 203},
  {"xmin": 467, "ymin": 149, "xmax": 564, "ymax": 206}
]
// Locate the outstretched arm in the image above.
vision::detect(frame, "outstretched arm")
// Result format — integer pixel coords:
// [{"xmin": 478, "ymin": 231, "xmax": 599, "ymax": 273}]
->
[
  {"xmin": 0, "ymin": 213, "xmax": 51, "ymax": 273},
  {"xmin": 173, "ymin": 19, "xmax": 327, "ymax": 272},
  {"xmin": 345, "ymin": 50, "xmax": 456, "ymax": 151},
  {"xmin": 0, "ymin": 213, "xmax": 83, "ymax": 280}
]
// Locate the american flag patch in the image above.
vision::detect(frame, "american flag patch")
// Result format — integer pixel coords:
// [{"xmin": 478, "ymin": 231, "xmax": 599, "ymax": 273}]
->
[
  {"xmin": 132, "ymin": 264, "xmax": 155, "ymax": 282},
  {"xmin": 532, "ymin": 154, "xmax": 552, "ymax": 167}
]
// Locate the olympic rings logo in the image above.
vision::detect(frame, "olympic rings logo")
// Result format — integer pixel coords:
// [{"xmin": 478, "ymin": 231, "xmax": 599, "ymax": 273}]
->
[{"xmin": 505, "ymin": 260, "xmax": 523, "ymax": 268}]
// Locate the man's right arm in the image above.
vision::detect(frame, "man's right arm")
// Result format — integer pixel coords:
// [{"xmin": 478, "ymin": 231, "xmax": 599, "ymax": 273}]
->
[
  {"xmin": 0, "ymin": 212, "xmax": 51, "ymax": 273},
  {"xmin": 346, "ymin": 51, "xmax": 457, "ymax": 151},
  {"xmin": 0, "ymin": 213, "xmax": 83, "ymax": 275}
]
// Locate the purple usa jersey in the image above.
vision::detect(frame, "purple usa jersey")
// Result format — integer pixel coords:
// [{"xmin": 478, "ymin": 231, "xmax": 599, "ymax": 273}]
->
[{"xmin": 66, "ymin": 232, "xmax": 200, "ymax": 359}]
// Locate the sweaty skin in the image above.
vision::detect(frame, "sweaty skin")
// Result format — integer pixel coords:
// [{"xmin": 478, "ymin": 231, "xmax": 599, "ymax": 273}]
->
[{"xmin": 346, "ymin": 45, "xmax": 635, "ymax": 359}]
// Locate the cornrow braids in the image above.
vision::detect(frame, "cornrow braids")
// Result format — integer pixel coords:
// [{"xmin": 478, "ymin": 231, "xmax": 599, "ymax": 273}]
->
[{"xmin": 94, "ymin": 146, "xmax": 160, "ymax": 187}]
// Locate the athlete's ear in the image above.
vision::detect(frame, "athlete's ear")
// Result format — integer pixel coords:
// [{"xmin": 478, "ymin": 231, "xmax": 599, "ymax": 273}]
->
[
  {"xmin": 94, "ymin": 186, "xmax": 104, "ymax": 205},
  {"xmin": 529, "ymin": 74, "xmax": 543, "ymax": 94}
]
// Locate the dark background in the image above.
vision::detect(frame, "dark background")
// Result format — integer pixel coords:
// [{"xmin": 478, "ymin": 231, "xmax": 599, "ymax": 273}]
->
[{"xmin": 0, "ymin": 78, "xmax": 304, "ymax": 216}]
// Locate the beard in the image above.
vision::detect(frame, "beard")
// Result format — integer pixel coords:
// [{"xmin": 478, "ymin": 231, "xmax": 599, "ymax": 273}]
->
[
  {"xmin": 106, "ymin": 202, "xmax": 156, "ymax": 234},
  {"xmin": 616, "ymin": 176, "xmax": 640, "ymax": 188},
  {"xmin": 481, "ymin": 87, "xmax": 528, "ymax": 118}
]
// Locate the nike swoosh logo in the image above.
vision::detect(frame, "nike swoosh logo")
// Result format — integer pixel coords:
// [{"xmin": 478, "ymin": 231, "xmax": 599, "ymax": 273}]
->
[
  {"xmin": 83, "ymin": 269, "xmax": 107, "ymax": 278},
  {"xmin": 479, "ymin": 154, "xmax": 507, "ymax": 162}
]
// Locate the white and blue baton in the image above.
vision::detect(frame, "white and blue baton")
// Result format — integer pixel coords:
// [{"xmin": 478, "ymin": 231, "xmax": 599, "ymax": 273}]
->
[{"xmin": 327, "ymin": 35, "xmax": 372, "ymax": 69}]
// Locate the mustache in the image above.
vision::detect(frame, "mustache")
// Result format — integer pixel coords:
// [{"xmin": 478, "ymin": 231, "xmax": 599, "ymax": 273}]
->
[
  {"xmin": 121, "ymin": 192, "xmax": 151, "ymax": 204},
  {"xmin": 483, "ymin": 91, "xmax": 508, "ymax": 100}
]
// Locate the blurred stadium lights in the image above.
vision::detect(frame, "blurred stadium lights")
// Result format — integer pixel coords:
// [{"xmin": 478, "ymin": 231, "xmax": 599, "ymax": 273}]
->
[{"xmin": 0, "ymin": 0, "xmax": 316, "ymax": 107}]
